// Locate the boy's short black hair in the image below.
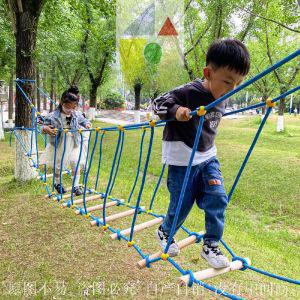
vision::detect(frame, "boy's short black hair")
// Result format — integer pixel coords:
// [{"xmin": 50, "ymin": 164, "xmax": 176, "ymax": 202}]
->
[{"xmin": 206, "ymin": 39, "xmax": 250, "ymax": 76}]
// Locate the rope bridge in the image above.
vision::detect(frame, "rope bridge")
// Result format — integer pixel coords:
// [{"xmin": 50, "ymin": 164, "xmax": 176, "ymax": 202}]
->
[{"xmin": 10, "ymin": 48, "xmax": 300, "ymax": 300}]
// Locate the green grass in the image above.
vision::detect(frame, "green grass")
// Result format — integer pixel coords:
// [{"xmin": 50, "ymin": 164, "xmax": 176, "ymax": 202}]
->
[{"xmin": 0, "ymin": 114, "xmax": 299, "ymax": 299}]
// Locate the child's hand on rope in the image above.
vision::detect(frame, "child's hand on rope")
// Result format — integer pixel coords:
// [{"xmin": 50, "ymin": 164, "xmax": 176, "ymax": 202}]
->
[
  {"xmin": 42, "ymin": 125, "xmax": 56, "ymax": 136},
  {"xmin": 175, "ymin": 106, "xmax": 192, "ymax": 121},
  {"xmin": 85, "ymin": 123, "xmax": 91, "ymax": 129}
]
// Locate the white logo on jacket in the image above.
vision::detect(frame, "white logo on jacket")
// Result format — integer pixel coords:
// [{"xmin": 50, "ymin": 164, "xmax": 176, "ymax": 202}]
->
[{"xmin": 204, "ymin": 111, "xmax": 222, "ymax": 128}]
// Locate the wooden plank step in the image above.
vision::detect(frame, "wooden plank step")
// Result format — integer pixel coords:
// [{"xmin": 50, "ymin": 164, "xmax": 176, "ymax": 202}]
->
[
  {"xmin": 137, "ymin": 231, "xmax": 204, "ymax": 269},
  {"xmin": 90, "ymin": 207, "xmax": 145, "ymax": 226},
  {"xmin": 62, "ymin": 194, "xmax": 102, "ymax": 208},
  {"xmin": 43, "ymin": 170, "xmax": 69, "ymax": 179},
  {"xmin": 75, "ymin": 200, "xmax": 118, "ymax": 215},
  {"xmin": 178, "ymin": 258, "xmax": 251, "ymax": 285},
  {"xmin": 110, "ymin": 217, "xmax": 163, "ymax": 240}
]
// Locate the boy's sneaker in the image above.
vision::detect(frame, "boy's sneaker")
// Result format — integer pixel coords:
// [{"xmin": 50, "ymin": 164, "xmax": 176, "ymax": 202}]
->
[
  {"xmin": 74, "ymin": 186, "xmax": 83, "ymax": 196},
  {"xmin": 156, "ymin": 225, "xmax": 180, "ymax": 257},
  {"xmin": 201, "ymin": 242, "xmax": 230, "ymax": 269},
  {"xmin": 54, "ymin": 183, "xmax": 66, "ymax": 194}
]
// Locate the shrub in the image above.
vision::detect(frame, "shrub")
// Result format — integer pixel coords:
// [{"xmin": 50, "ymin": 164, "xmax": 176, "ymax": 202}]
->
[{"xmin": 101, "ymin": 93, "xmax": 124, "ymax": 109}]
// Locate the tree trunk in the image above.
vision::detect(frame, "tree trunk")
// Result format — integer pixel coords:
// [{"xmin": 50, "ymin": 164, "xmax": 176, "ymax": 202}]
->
[
  {"xmin": 183, "ymin": 55, "xmax": 195, "ymax": 81},
  {"xmin": 50, "ymin": 65, "xmax": 56, "ymax": 112},
  {"xmin": 134, "ymin": 82, "xmax": 142, "ymax": 110},
  {"xmin": 0, "ymin": 99, "xmax": 4, "ymax": 140},
  {"xmin": 262, "ymin": 95, "xmax": 268, "ymax": 116},
  {"xmin": 36, "ymin": 64, "xmax": 41, "ymax": 112},
  {"xmin": 8, "ymin": 67, "xmax": 14, "ymax": 125},
  {"xmin": 33, "ymin": 67, "xmax": 37, "ymax": 107},
  {"xmin": 15, "ymin": 129, "xmax": 37, "ymax": 180},
  {"xmin": 276, "ymin": 88, "xmax": 286, "ymax": 132},
  {"xmin": 278, "ymin": 98, "xmax": 285, "ymax": 116},
  {"xmin": 42, "ymin": 71, "xmax": 47, "ymax": 111},
  {"xmin": 14, "ymin": 3, "xmax": 44, "ymax": 181},
  {"xmin": 87, "ymin": 84, "xmax": 97, "ymax": 120},
  {"xmin": 89, "ymin": 84, "xmax": 97, "ymax": 108},
  {"xmin": 15, "ymin": 14, "xmax": 36, "ymax": 128},
  {"xmin": 133, "ymin": 82, "xmax": 142, "ymax": 124}
]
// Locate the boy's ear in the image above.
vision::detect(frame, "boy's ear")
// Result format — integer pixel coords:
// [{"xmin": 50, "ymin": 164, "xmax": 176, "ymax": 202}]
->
[{"xmin": 203, "ymin": 67, "xmax": 211, "ymax": 80}]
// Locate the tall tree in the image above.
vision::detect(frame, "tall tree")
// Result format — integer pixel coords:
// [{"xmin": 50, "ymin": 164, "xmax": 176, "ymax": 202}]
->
[
  {"xmin": 6, "ymin": 0, "xmax": 46, "ymax": 180},
  {"xmin": 0, "ymin": 0, "xmax": 15, "ymax": 126},
  {"xmin": 80, "ymin": 0, "xmax": 115, "ymax": 119},
  {"xmin": 183, "ymin": 0, "xmax": 260, "ymax": 79},
  {"xmin": 250, "ymin": 0, "xmax": 299, "ymax": 131}
]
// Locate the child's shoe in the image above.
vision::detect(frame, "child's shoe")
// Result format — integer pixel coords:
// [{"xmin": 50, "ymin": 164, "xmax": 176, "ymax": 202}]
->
[
  {"xmin": 156, "ymin": 225, "xmax": 180, "ymax": 257},
  {"xmin": 54, "ymin": 183, "xmax": 66, "ymax": 194},
  {"xmin": 201, "ymin": 242, "xmax": 230, "ymax": 269},
  {"xmin": 74, "ymin": 186, "xmax": 83, "ymax": 196}
]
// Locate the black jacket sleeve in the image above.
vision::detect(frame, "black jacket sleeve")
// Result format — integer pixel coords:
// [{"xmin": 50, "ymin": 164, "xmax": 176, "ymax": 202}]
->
[{"xmin": 151, "ymin": 85, "xmax": 188, "ymax": 120}]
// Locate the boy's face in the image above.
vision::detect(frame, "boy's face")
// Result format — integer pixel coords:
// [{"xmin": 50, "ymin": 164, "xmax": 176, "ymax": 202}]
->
[{"xmin": 203, "ymin": 65, "xmax": 245, "ymax": 100}]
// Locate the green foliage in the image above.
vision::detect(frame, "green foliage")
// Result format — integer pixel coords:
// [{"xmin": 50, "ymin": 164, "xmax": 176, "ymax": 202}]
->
[
  {"xmin": 101, "ymin": 92, "xmax": 124, "ymax": 109},
  {"xmin": 0, "ymin": 1, "xmax": 15, "ymax": 81},
  {"xmin": 184, "ymin": 0, "xmax": 299, "ymax": 108},
  {"xmin": 0, "ymin": 0, "xmax": 299, "ymax": 107}
]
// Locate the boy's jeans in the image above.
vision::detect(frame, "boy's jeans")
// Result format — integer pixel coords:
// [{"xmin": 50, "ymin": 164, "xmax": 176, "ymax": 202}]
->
[{"xmin": 162, "ymin": 157, "xmax": 228, "ymax": 244}]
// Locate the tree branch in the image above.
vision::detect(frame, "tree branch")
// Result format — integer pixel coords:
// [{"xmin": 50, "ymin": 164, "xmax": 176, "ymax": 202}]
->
[
  {"xmin": 16, "ymin": 0, "xmax": 23, "ymax": 13},
  {"xmin": 287, "ymin": 63, "xmax": 300, "ymax": 87},
  {"xmin": 188, "ymin": 22, "xmax": 200, "ymax": 76},
  {"xmin": 184, "ymin": 22, "xmax": 211, "ymax": 56},
  {"xmin": 216, "ymin": 3, "xmax": 223, "ymax": 39},
  {"xmin": 265, "ymin": 25, "xmax": 283, "ymax": 85},
  {"xmin": 239, "ymin": 6, "xmax": 300, "ymax": 33},
  {"xmin": 237, "ymin": 2, "xmax": 257, "ymax": 41},
  {"xmin": 71, "ymin": 67, "xmax": 84, "ymax": 86},
  {"xmin": 5, "ymin": 0, "xmax": 17, "ymax": 34},
  {"xmin": 81, "ymin": 3, "xmax": 95, "ymax": 84},
  {"xmin": 94, "ymin": 52, "xmax": 109, "ymax": 87},
  {"xmin": 184, "ymin": 0, "xmax": 193, "ymax": 13},
  {"xmin": 56, "ymin": 56, "xmax": 71, "ymax": 86}
]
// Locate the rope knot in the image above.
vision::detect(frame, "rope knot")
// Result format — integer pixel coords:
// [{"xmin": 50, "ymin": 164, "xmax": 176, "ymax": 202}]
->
[
  {"xmin": 145, "ymin": 255, "xmax": 151, "ymax": 268},
  {"xmin": 266, "ymin": 98, "xmax": 276, "ymax": 108},
  {"xmin": 232, "ymin": 256, "xmax": 249, "ymax": 271},
  {"xmin": 189, "ymin": 232, "xmax": 202, "ymax": 243},
  {"xmin": 128, "ymin": 241, "xmax": 135, "ymax": 247},
  {"xmin": 184, "ymin": 269, "xmax": 195, "ymax": 287},
  {"xmin": 197, "ymin": 106, "xmax": 206, "ymax": 116},
  {"xmin": 102, "ymin": 224, "xmax": 109, "ymax": 231},
  {"xmin": 149, "ymin": 120, "xmax": 156, "ymax": 127},
  {"xmin": 161, "ymin": 253, "xmax": 169, "ymax": 261},
  {"xmin": 95, "ymin": 218, "xmax": 100, "ymax": 227},
  {"xmin": 116, "ymin": 229, "xmax": 121, "ymax": 240}
]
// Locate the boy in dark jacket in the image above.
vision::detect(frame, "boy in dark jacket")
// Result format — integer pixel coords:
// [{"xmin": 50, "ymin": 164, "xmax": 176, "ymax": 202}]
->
[{"xmin": 152, "ymin": 39, "xmax": 250, "ymax": 268}]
